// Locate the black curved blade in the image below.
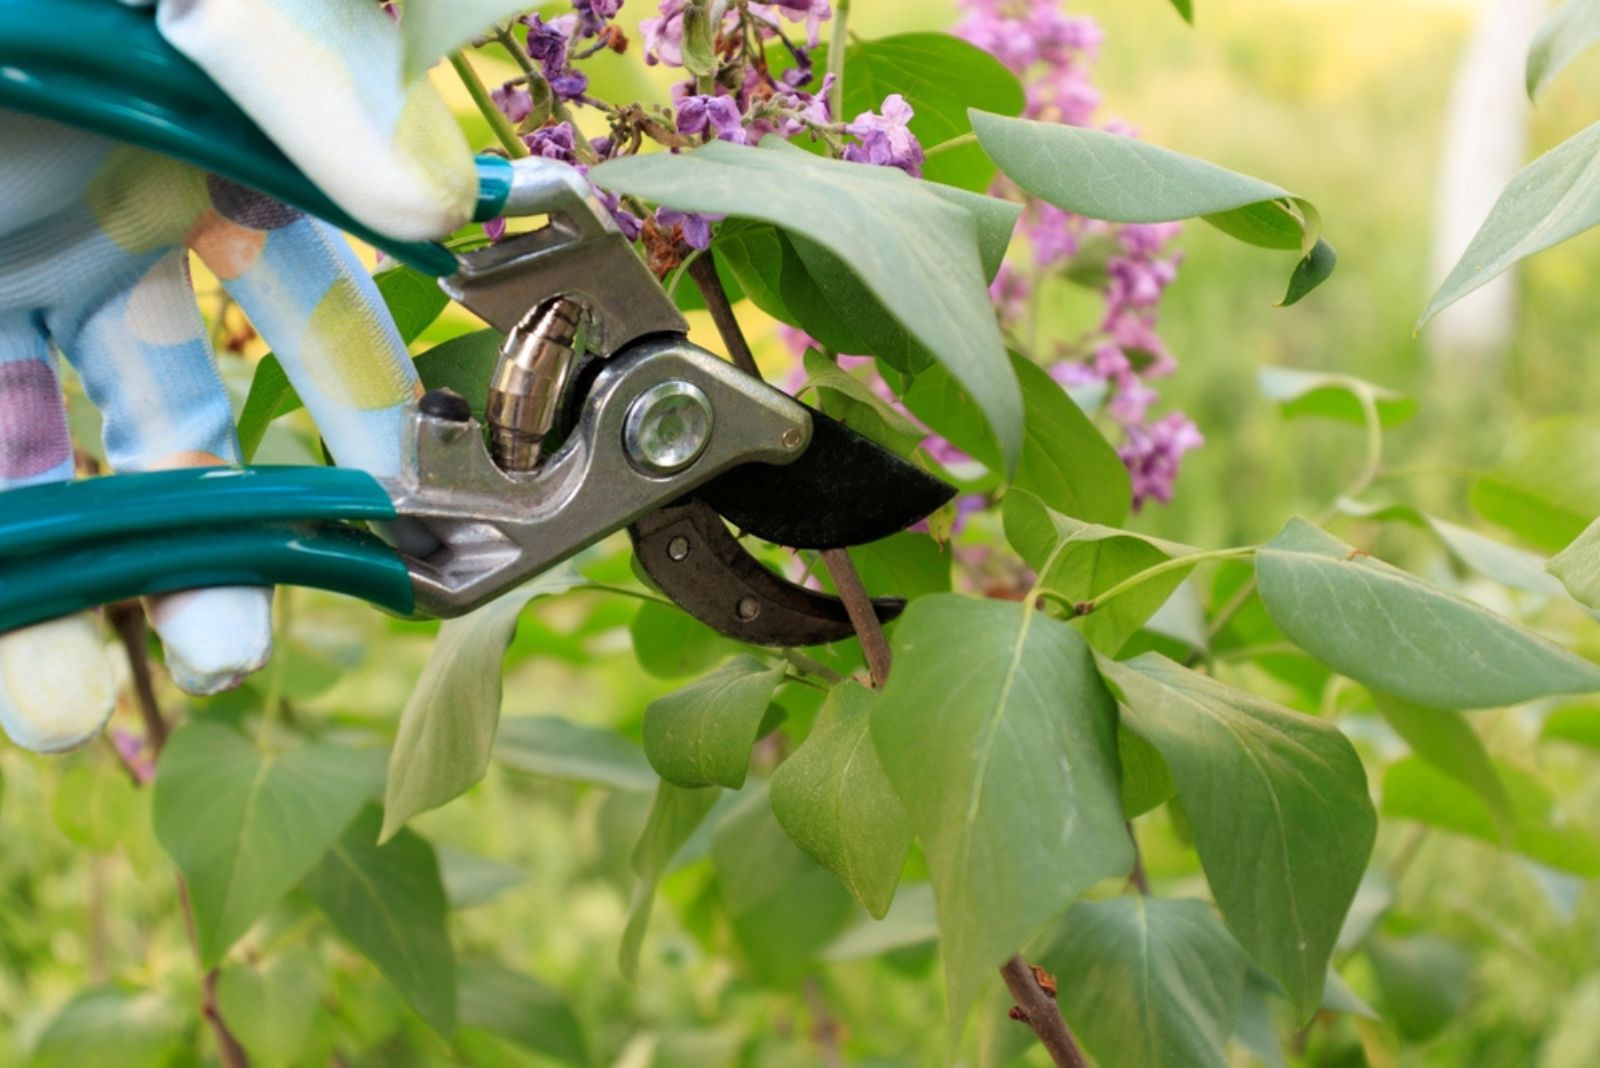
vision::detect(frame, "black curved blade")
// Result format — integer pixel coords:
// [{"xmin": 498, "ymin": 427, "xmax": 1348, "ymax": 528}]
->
[
  {"xmin": 630, "ymin": 498, "xmax": 904, "ymax": 647},
  {"xmin": 700, "ymin": 405, "xmax": 956, "ymax": 550}
]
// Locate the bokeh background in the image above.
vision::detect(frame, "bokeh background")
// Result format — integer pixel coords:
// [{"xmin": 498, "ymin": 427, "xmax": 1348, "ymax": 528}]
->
[{"xmin": 10, "ymin": 1, "xmax": 1600, "ymax": 1065}]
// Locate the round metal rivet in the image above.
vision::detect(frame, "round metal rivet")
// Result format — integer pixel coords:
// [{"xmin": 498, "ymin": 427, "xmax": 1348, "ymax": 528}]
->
[
  {"xmin": 781, "ymin": 426, "xmax": 803, "ymax": 449},
  {"xmin": 623, "ymin": 380, "xmax": 714, "ymax": 474},
  {"xmin": 667, "ymin": 536, "xmax": 691, "ymax": 561},
  {"xmin": 736, "ymin": 596, "xmax": 761, "ymax": 622}
]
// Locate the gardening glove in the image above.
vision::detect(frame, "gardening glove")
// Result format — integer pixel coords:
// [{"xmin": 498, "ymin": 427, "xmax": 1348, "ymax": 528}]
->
[{"xmin": 0, "ymin": 0, "xmax": 478, "ymax": 752}]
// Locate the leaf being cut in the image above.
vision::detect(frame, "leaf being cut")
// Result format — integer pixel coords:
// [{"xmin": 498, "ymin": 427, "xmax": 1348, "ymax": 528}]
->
[
  {"xmin": 870, "ymin": 594, "xmax": 1130, "ymax": 1034},
  {"xmin": 1550, "ymin": 517, "xmax": 1600, "ymax": 608},
  {"xmin": 642, "ymin": 656, "xmax": 786, "ymax": 790},
  {"xmin": 1258, "ymin": 368, "xmax": 1414, "ymax": 427},
  {"xmin": 1098, "ymin": 654, "xmax": 1375, "ymax": 1021},
  {"xmin": 1040, "ymin": 898, "xmax": 1248, "ymax": 1068},
  {"xmin": 971, "ymin": 110, "xmax": 1335, "ymax": 304},
  {"xmin": 591, "ymin": 138, "xmax": 1024, "ymax": 469},
  {"xmin": 383, "ymin": 566, "xmax": 586, "ymax": 841},
  {"xmin": 302, "ymin": 806, "xmax": 456, "ymax": 1033},
  {"xmin": 152, "ymin": 724, "xmax": 371, "ymax": 967},
  {"xmin": 1528, "ymin": 0, "xmax": 1600, "ymax": 99},
  {"xmin": 770, "ymin": 682, "xmax": 911, "ymax": 919},
  {"xmin": 1423, "ymin": 122, "xmax": 1600, "ymax": 325},
  {"xmin": 1256, "ymin": 519, "xmax": 1600, "ymax": 709}
]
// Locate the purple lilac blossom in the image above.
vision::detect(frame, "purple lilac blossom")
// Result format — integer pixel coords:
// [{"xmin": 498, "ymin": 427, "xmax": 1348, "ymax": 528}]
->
[
  {"xmin": 958, "ymin": 0, "xmax": 1195, "ymax": 507},
  {"xmin": 842, "ymin": 94, "xmax": 924, "ymax": 176},
  {"xmin": 491, "ymin": 82, "xmax": 533, "ymax": 125},
  {"xmin": 677, "ymin": 94, "xmax": 747, "ymax": 142},
  {"xmin": 656, "ymin": 207, "xmax": 716, "ymax": 250}
]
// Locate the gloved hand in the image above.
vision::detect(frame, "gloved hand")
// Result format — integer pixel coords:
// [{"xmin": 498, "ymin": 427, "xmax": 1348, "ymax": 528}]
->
[{"xmin": 0, "ymin": 0, "xmax": 479, "ymax": 752}]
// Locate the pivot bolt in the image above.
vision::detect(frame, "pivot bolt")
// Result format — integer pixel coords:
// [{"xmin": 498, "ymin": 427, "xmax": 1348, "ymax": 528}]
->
[
  {"xmin": 667, "ymin": 536, "xmax": 691, "ymax": 561},
  {"xmin": 624, "ymin": 380, "xmax": 713, "ymax": 474},
  {"xmin": 736, "ymin": 596, "xmax": 761, "ymax": 622},
  {"xmin": 419, "ymin": 387, "xmax": 472, "ymax": 423}
]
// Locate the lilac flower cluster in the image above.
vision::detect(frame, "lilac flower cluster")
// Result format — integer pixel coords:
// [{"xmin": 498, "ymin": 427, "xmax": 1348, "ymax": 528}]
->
[{"xmin": 957, "ymin": 0, "xmax": 1201, "ymax": 509}]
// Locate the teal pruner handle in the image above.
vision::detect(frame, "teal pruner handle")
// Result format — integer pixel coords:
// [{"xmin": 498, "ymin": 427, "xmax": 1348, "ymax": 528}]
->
[
  {"xmin": 0, "ymin": 468, "xmax": 417, "ymax": 633},
  {"xmin": 0, "ymin": 0, "xmax": 513, "ymax": 277}
]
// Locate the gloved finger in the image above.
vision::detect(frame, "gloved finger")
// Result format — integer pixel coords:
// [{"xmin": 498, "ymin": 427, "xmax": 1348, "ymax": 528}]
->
[
  {"xmin": 47, "ymin": 244, "xmax": 273, "ymax": 696},
  {"xmin": 0, "ymin": 324, "xmax": 115, "ymax": 752},
  {"xmin": 191, "ymin": 178, "xmax": 439, "ymax": 556},
  {"xmin": 151, "ymin": 0, "xmax": 478, "ymax": 241}
]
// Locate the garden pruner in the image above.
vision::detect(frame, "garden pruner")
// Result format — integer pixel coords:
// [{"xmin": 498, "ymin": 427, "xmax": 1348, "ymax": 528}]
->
[{"xmin": 0, "ymin": 0, "xmax": 954, "ymax": 647}]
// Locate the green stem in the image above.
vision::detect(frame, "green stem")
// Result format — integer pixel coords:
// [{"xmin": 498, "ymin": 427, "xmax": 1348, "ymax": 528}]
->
[
  {"xmin": 578, "ymin": 584, "xmax": 675, "ymax": 609},
  {"xmin": 925, "ymin": 131, "xmax": 978, "ymax": 158},
  {"xmin": 451, "ymin": 51, "xmax": 528, "ymax": 159},
  {"xmin": 1081, "ymin": 547, "xmax": 1256, "ymax": 616},
  {"xmin": 260, "ymin": 587, "xmax": 292, "ymax": 749},
  {"xmin": 827, "ymin": 0, "xmax": 850, "ymax": 119}
]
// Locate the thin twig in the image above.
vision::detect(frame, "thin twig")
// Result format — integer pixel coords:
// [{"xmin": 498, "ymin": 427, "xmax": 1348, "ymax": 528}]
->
[
  {"xmin": 112, "ymin": 602, "xmax": 249, "ymax": 1067},
  {"xmin": 1127, "ymin": 821, "xmax": 1150, "ymax": 895},
  {"xmin": 1000, "ymin": 956, "xmax": 1089, "ymax": 1068},
  {"xmin": 689, "ymin": 255, "xmax": 762, "ymax": 377},
  {"xmin": 820, "ymin": 549, "xmax": 891, "ymax": 688}
]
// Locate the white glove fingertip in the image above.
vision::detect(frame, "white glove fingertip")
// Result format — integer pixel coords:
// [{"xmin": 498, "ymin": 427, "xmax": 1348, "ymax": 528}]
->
[
  {"xmin": 0, "ymin": 616, "xmax": 117, "ymax": 753},
  {"xmin": 148, "ymin": 587, "xmax": 273, "ymax": 696}
]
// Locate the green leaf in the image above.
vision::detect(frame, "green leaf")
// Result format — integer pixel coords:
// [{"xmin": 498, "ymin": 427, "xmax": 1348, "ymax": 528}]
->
[
  {"xmin": 680, "ymin": 2, "xmax": 718, "ymax": 78},
  {"xmin": 1003, "ymin": 490, "xmax": 1201, "ymax": 653},
  {"xmin": 642, "ymin": 656, "xmax": 786, "ymax": 790},
  {"xmin": 1381, "ymin": 757, "xmax": 1600, "ymax": 875},
  {"xmin": 711, "ymin": 784, "xmax": 857, "ymax": 983},
  {"xmin": 1423, "ymin": 122, "xmax": 1600, "ymax": 325},
  {"xmin": 800, "ymin": 350, "xmax": 925, "ymax": 456},
  {"xmin": 458, "ymin": 959, "xmax": 591, "ymax": 1067},
  {"xmin": 848, "ymin": 531, "xmax": 952, "ymax": 601},
  {"xmin": 1338, "ymin": 499, "xmax": 1567, "ymax": 598},
  {"xmin": 1373, "ymin": 693, "xmax": 1514, "ymax": 840},
  {"xmin": 770, "ymin": 682, "xmax": 911, "ymax": 919},
  {"xmin": 1366, "ymin": 935, "xmax": 1472, "ymax": 1042},
  {"xmin": 1528, "ymin": 0, "xmax": 1600, "ymax": 98},
  {"xmin": 629, "ymin": 600, "xmax": 737, "ymax": 679},
  {"xmin": 871, "ymin": 594, "xmax": 1130, "ymax": 1033},
  {"xmin": 620, "ymin": 782, "xmax": 721, "ymax": 980},
  {"xmin": 31, "ymin": 987, "xmax": 189, "ymax": 1068},
  {"xmin": 401, "ymin": 0, "xmax": 533, "ymax": 81},
  {"xmin": 1550, "ymin": 517, "xmax": 1600, "ymax": 608},
  {"xmin": 152, "ymin": 724, "xmax": 371, "ymax": 967},
  {"xmin": 237, "ymin": 265, "xmax": 448, "ymax": 460},
  {"xmin": 493, "ymin": 715, "xmax": 656, "ymax": 792},
  {"xmin": 1170, "ymin": 0, "xmax": 1196, "ymax": 22},
  {"xmin": 1256, "ymin": 518, "xmax": 1600, "ymax": 709},
  {"xmin": 1257, "ymin": 368, "xmax": 1414, "ymax": 427},
  {"xmin": 437, "ymin": 845, "xmax": 525, "ymax": 909},
  {"xmin": 411, "ymin": 328, "xmax": 505, "ymax": 412},
  {"xmin": 1040, "ymin": 898, "xmax": 1248, "ymax": 1068},
  {"xmin": 1098, "ymin": 653, "xmax": 1376, "ymax": 1021},
  {"xmin": 1119, "ymin": 724, "xmax": 1176, "ymax": 819},
  {"xmin": 813, "ymin": 33, "xmax": 1027, "ymax": 192},
  {"xmin": 591, "ymin": 139, "xmax": 1024, "ymax": 469},
  {"xmin": 215, "ymin": 948, "xmax": 323, "ymax": 1067},
  {"xmin": 904, "ymin": 355, "xmax": 1131, "ymax": 523},
  {"xmin": 51, "ymin": 765, "xmax": 136, "ymax": 855},
  {"xmin": 1234, "ymin": 972, "xmax": 1288, "ymax": 1068},
  {"xmin": 382, "ymin": 566, "xmax": 586, "ymax": 841},
  {"xmin": 302, "ymin": 805, "xmax": 456, "ymax": 1032},
  {"xmin": 823, "ymin": 881, "xmax": 939, "ymax": 962},
  {"xmin": 971, "ymin": 110, "xmax": 1334, "ymax": 303},
  {"xmin": 1472, "ymin": 415, "xmax": 1600, "ymax": 553},
  {"xmin": 1544, "ymin": 703, "xmax": 1600, "ymax": 750}
]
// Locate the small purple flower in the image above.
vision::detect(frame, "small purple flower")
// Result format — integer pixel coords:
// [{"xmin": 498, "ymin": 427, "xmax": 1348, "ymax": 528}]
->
[
  {"xmin": 640, "ymin": 0, "xmax": 690, "ymax": 66},
  {"xmin": 574, "ymin": 0, "xmax": 624, "ymax": 36},
  {"xmin": 491, "ymin": 82, "xmax": 533, "ymax": 124},
  {"xmin": 524, "ymin": 14, "xmax": 573, "ymax": 68},
  {"xmin": 677, "ymin": 94, "xmax": 746, "ymax": 142},
  {"xmin": 749, "ymin": 0, "xmax": 832, "ymax": 48},
  {"xmin": 522, "ymin": 121, "xmax": 579, "ymax": 163},
  {"xmin": 484, "ymin": 216, "xmax": 508, "ymax": 242},
  {"xmin": 549, "ymin": 69, "xmax": 589, "ymax": 101},
  {"xmin": 842, "ymin": 94, "xmax": 924, "ymax": 176},
  {"xmin": 596, "ymin": 188, "xmax": 644, "ymax": 240},
  {"xmin": 657, "ymin": 207, "xmax": 715, "ymax": 250},
  {"xmin": 1120, "ymin": 412, "xmax": 1203, "ymax": 509}
]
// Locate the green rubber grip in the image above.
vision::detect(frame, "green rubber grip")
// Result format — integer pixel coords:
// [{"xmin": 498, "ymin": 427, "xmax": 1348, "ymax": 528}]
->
[
  {"xmin": 0, "ymin": 523, "xmax": 417, "ymax": 634},
  {"xmin": 0, "ymin": 0, "xmax": 504, "ymax": 277},
  {"xmin": 0, "ymin": 467, "xmax": 399, "ymax": 559}
]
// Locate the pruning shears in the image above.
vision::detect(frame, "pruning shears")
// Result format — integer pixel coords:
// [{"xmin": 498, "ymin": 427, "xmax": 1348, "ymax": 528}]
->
[{"xmin": 0, "ymin": 0, "xmax": 954, "ymax": 645}]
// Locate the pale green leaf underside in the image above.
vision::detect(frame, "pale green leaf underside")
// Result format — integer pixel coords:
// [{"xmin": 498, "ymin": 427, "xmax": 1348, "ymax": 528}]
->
[
  {"xmin": 1422, "ymin": 121, "xmax": 1600, "ymax": 326},
  {"xmin": 1099, "ymin": 653, "xmax": 1375, "ymax": 1022},
  {"xmin": 401, "ymin": 0, "xmax": 531, "ymax": 82},
  {"xmin": 1257, "ymin": 367, "xmax": 1415, "ymax": 427},
  {"xmin": 1550, "ymin": 517, "xmax": 1600, "ymax": 609},
  {"xmin": 1527, "ymin": 0, "xmax": 1600, "ymax": 99},
  {"xmin": 1256, "ymin": 518, "xmax": 1600, "ymax": 709}
]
